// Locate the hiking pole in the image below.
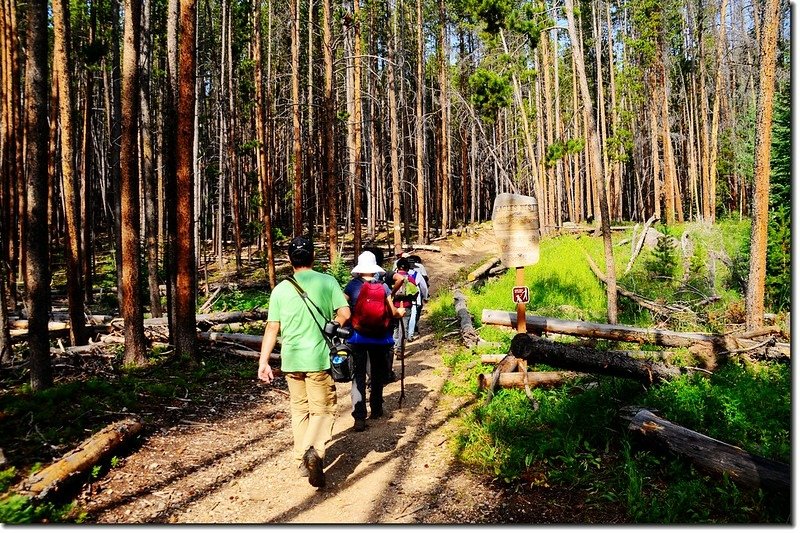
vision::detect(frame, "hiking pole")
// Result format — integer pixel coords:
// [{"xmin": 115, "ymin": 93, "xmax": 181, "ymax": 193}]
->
[{"xmin": 398, "ymin": 317, "xmax": 406, "ymax": 408}]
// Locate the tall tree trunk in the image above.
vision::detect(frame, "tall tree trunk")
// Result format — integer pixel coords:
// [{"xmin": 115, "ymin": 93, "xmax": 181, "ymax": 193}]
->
[
  {"xmin": 351, "ymin": 0, "xmax": 363, "ymax": 257},
  {"xmin": 322, "ymin": 0, "xmax": 337, "ymax": 259},
  {"xmin": 52, "ymin": 0, "xmax": 89, "ymax": 346},
  {"xmin": 387, "ymin": 0, "xmax": 401, "ymax": 256},
  {"xmin": 225, "ymin": 0, "xmax": 242, "ymax": 273},
  {"xmin": 140, "ymin": 0, "xmax": 162, "ymax": 318},
  {"xmin": 253, "ymin": 0, "xmax": 276, "ymax": 287},
  {"xmin": 437, "ymin": 0, "xmax": 450, "ymax": 235},
  {"xmin": 164, "ymin": 0, "xmax": 179, "ymax": 341},
  {"xmin": 565, "ymin": 0, "xmax": 618, "ymax": 324},
  {"xmin": 23, "ymin": 0, "xmax": 52, "ymax": 390},
  {"xmin": 708, "ymin": 0, "xmax": 728, "ymax": 225},
  {"xmin": 120, "ymin": 0, "xmax": 147, "ymax": 365},
  {"xmin": 80, "ymin": 2, "xmax": 97, "ymax": 305},
  {"xmin": 291, "ymin": 0, "xmax": 302, "ymax": 236},
  {"xmin": 745, "ymin": 0, "xmax": 780, "ymax": 330},
  {"xmin": 174, "ymin": 0, "xmax": 197, "ymax": 359},
  {"xmin": 415, "ymin": 0, "xmax": 426, "ymax": 244}
]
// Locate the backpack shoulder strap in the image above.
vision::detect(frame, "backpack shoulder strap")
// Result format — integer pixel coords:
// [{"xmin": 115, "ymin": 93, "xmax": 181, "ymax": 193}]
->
[{"xmin": 286, "ymin": 276, "xmax": 333, "ymax": 348}]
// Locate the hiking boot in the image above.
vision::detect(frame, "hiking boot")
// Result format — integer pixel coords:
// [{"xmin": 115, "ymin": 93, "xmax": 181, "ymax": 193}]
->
[
  {"xmin": 369, "ymin": 409, "xmax": 383, "ymax": 420},
  {"xmin": 353, "ymin": 418, "xmax": 366, "ymax": 432},
  {"xmin": 303, "ymin": 447, "xmax": 325, "ymax": 488}
]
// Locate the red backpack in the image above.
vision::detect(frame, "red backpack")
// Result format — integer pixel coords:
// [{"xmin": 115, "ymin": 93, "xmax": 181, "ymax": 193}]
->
[{"xmin": 352, "ymin": 280, "xmax": 392, "ymax": 337}]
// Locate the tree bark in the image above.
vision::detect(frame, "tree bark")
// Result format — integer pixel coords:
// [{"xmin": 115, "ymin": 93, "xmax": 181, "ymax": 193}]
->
[
  {"xmin": 120, "ymin": 0, "xmax": 147, "ymax": 365},
  {"xmin": 140, "ymin": 0, "xmax": 162, "ymax": 318},
  {"xmin": 175, "ymin": 0, "xmax": 198, "ymax": 360},
  {"xmin": 253, "ymin": 0, "xmax": 276, "ymax": 287},
  {"xmin": 388, "ymin": 3, "xmax": 402, "ymax": 257},
  {"xmin": 745, "ymin": 0, "xmax": 780, "ymax": 330},
  {"xmin": 23, "ymin": 0, "xmax": 52, "ymax": 390},
  {"xmin": 510, "ymin": 333, "xmax": 681, "ymax": 385},
  {"xmin": 565, "ymin": 0, "xmax": 618, "ymax": 323},
  {"xmin": 52, "ymin": 0, "xmax": 89, "ymax": 347},
  {"xmin": 482, "ymin": 310, "xmax": 738, "ymax": 352},
  {"xmin": 622, "ymin": 407, "xmax": 789, "ymax": 492},
  {"xmin": 18, "ymin": 418, "xmax": 143, "ymax": 500},
  {"xmin": 351, "ymin": 0, "xmax": 363, "ymax": 257},
  {"xmin": 290, "ymin": 0, "xmax": 302, "ymax": 236},
  {"xmin": 478, "ymin": 371, "xmax": 581, "ymax": 390},
  {"xmin": 415, "ymin": 0, "xmax": 426, "ymax": 244},
  {"xmin": 322, "ymin": 0, "xmax": 338, "ymax": 260},
  {"xmin": 453, "ymin": 290, "xmax": 479, "ymax": 348}
]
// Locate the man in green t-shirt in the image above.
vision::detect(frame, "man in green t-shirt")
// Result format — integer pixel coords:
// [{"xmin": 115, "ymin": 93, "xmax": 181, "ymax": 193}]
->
[{"xmin": 258, "ymin": 236, "xmax": 350, "ymax": 488}]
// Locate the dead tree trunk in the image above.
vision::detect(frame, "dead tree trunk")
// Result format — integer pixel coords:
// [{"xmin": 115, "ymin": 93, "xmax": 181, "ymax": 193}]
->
[
  {"xmin": 18, "ymin": 418, "xmax": 143, "ymax": 500},
  {"xmin": 510, "ymin": 333, "xmax": 682, "ymax": 385},
  {"xmin": 621, "ymin": 407, "xmax": 789, "ymax": 492},
  {"xmin": 482, "ymin": 310, "xmax": 738, "ymax": 352},
  {"xmin": 453, "ymin": 290, "xmax": 479, "ymax": 347},
  {"xmin": 479, "ymin": 371, "xmax": 581, "ymax": 390}
]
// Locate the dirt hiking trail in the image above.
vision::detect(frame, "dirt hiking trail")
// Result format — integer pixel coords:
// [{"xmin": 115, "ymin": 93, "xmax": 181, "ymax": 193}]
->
[
  {"xmin": 79, "ymin": 227, "xmax": 621, "ymax": 524},
  {"xmin": 80, "ymin": 228, "xmax": 506, "ymax": 523}
]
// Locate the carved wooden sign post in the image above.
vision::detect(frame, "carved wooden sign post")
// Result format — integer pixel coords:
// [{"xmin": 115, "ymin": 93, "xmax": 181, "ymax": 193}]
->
[{"xmin": 492, "ymin": 193, "xmax": 540, "ymax": 333}]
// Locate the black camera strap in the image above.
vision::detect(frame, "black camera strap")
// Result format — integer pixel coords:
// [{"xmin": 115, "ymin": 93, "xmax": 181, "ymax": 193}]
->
[{"xmin": 285, "ymin": 275, "xmax": 335, "ymax": 350}]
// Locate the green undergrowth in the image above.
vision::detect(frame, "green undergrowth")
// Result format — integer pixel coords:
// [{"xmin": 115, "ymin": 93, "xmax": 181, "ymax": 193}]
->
[
  {"xmin": 210, "ymin": 287, "xmax": 270, "ymax": 312},
  {"xmin": 431, "ymin": 227, "xmax": 789, "ymax": 523}
]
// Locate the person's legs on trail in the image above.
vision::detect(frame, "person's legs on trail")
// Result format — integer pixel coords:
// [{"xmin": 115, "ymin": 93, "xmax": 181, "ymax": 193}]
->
[
  {"xmin": 350, "ymin": 345, "xmax": 370, "ymax": 423},
  {"xmin": 368, "ymin": 345, "xmax": 388, "ymax": 417},
  {"xmin": 393, "ymin": 312, "xmax": 410, "ymax": 356},
  {"xmin": 287, "ymin": 371, "xmax": 336, "ymax": 462}
]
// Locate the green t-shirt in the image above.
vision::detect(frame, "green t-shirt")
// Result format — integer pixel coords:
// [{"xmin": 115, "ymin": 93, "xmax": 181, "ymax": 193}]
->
[{"xmin": 267, "ymin": 269, "xmax": 348, "ymax": 372}]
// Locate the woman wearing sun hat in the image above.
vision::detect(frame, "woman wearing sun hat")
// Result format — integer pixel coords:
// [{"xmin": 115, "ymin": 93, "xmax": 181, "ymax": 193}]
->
[{"xmin": 343, "ymin": 251, "xmax": 405, "ymax": 431}]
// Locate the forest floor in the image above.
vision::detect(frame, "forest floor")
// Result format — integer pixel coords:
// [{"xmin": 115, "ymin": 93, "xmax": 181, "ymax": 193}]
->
[{"xmin": 77, "ymin": 226, "xmax": 622, "ymax": 524}]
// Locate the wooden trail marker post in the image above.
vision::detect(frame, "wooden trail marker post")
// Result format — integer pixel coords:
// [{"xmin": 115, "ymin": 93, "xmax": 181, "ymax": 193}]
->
[{"xmin": 492, "ymin": 193, "xmax": 540, "ymax": 333}]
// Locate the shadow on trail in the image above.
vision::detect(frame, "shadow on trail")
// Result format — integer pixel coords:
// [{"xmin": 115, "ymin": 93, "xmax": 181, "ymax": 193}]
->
[
  {"xmin": 85, "ymin": 406, "xmax": 290, "ymax": 521},
  {"xmin": 266, "ymin": 375, "xmax": 477, "ymax": 523}
]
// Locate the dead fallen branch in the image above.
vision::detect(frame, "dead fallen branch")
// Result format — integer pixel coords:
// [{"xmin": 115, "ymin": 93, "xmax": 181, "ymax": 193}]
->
[
  {"xmin": 453, "ymin": 290, "xmax": 480, "ymax": 348},
  {"xmin": 112, "ymin": 310, "xmax": 269, "ymax": 330},
  {"xmin": 197, "ymin": 332, "xmax": 281, "ymax": 363},
  {"xmin": 587, "ymin": 254, "xmax": 692, "ymax": 316},
  {"xmin": 482, "ymin": 310, "xmax": 739, "ymax": 352},
  {"xmin": 624, "ymin": 215, "xmax": 658, "ymax": 275},
  {"xmin": 402, "ymin": 244, "xmax": 441, "ymax": 252},
  {"xmin": 18, "ymin": 418, "xmax": 143, "ymax": 500},
  {"xmin": 510, "ymin": 333, "xmax": 682, "ymax": 385},
  {"xmin": 478, "ymin": 370, "xmax": 581, "ymax": 390},
  {"xmin": 621, "ymin": 407, "xmax": 789, "ymax": 492}
]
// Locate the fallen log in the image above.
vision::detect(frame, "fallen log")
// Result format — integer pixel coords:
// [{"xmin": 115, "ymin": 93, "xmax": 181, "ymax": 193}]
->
[
  {"xmin": 453, "ymin": 290, "xmax": 480, "ymax": 348},
  {"xmin": 482, "ymin": 310, "xmax": 738, "ymax": 352},
  {"xmin": 732, "ymin": 326, "xmax": 782, "ymax": 340},
  {"xmin": 197, "ymin": 332, "xmax": 281, "ymax": 363},
  {"xmin": 402, "ymin": 244, "xmax": 441, "ymax": 252},
  {"xmin": 467, "ymin": 257, "xmax": 500, "ymax": 281},
  {"xmin": 510, "ymin": 333, "xmax": 682, "ymax": 385},
  {"xmin": 621, "ymin": 407, "xmax": 789, "ymax": 492},
  {"xmin": 17, "ymin": 418, "xmax": 143, "ymax": 500},
  {"xmin": 478, "ymin": 371, "xmax": 581, "ymax": 390},
  {"xmin": 480, "ymin": 353, "xmax": 510, "ymax": 364},
  {"xmin": 112, "ymin": 310, "xmax": 269, "ymax": 329},
  {"xmin": 11, "ymin": 324, "xmax": 113, "ymax": 343}
]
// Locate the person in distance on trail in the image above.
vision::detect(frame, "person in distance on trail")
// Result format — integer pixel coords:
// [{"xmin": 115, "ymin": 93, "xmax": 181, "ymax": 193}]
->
[
  {"xmin": 258, "ymin": 236, "xmax": 350, "ymax": 489},
  {"xmin": 344, "ymin": 251, "xmax": 406, "ymax": 432},
  {"xmin": 404, "ymin": 254, "xmax": 429, "ymax": 342},
  {"xmin": 390, "ymin": 257, "xmax": 421, "ymax": 360}
]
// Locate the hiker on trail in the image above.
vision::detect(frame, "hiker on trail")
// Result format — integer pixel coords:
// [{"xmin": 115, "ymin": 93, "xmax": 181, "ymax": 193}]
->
[
  {"xmin": 390, "ymin": 257, "xmax": 423, "ymax": 359},
  {"xmin": 405, "ymin": 254, "xmax": 429, "ymax": 341},
  {"xmin": 257, "ymin": 236, "xmax": 350, "ymax": 489},
  {"xmin": 343, "ymin": 251, "xmax": 405, "ymax": 432}
]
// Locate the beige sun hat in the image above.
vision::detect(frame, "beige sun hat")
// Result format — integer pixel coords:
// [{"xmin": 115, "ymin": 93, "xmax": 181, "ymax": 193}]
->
[{"xmin": 351, "ymin": 251, "xmax": 385, "ymax": 275}]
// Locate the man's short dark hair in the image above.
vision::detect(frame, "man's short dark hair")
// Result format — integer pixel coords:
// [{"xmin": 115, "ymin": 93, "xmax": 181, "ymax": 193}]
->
[
  {"xmin": 396, "ymin": 257, "xmax": 411, "ymax": 271},
  {"xmin": 288, "ymin": 236, "xmax": 314, "ymax": 267}
]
